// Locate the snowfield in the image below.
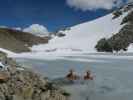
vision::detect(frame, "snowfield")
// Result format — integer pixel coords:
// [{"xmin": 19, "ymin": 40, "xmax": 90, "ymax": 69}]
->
[{"xmin": 31, "ymin": 12, "xmax": 127, "ymax": 53}]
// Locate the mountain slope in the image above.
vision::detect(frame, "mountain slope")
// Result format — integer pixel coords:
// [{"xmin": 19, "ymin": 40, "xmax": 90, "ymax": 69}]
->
[
  {"xmin": 0, "ymin": 28, "xmax": 48, "ymax": 53},
  {"xmin": 95, "ymin": 3, "xmax": 133, "ymax": 52},
  {"xmin": 32, "ymin": 10, "xmax": 128, "ymax": 53}
]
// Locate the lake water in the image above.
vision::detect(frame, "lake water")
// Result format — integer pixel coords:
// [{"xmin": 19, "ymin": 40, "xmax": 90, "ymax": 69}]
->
[{"xmin": 16, "ymin": 53, "xmax": 133, "ymax": 100}]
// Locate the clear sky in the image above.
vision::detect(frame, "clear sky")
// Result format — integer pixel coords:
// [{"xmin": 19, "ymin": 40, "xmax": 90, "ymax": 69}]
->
[{"xmin": 0, "ymin": 0, "xmax": 131, "ymax": 32}]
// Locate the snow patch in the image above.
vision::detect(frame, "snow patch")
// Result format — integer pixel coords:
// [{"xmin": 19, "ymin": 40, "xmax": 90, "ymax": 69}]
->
[
  {"xmin": 0, "ymin": 48, "xmax": 16, "ymax": 57},
  {"xmin": 127, "ymin": 44, "xmax": 133, "ymax": 52}
]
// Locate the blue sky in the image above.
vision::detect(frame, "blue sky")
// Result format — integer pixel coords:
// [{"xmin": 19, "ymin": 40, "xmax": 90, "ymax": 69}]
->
[{"xmin": 0, "ymin": 0, "xmax": 131, "ymax": 32}]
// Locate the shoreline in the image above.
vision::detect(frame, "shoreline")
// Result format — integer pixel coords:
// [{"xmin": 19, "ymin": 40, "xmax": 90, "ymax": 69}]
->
[{"xmin": 0, "ymin": 51, "xmax": 69, "ymax": 100}]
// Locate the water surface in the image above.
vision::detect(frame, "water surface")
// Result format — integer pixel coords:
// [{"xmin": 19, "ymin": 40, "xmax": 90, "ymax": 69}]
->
[{"xmin": 16, "ymin": 53, "xmax": 133, "ymax": 100}]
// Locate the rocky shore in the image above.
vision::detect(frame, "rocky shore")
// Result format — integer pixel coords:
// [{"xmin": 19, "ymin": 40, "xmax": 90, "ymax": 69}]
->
[{"xmin": 0, "ymin": 51, "xmax": 69, "ymax": 100}]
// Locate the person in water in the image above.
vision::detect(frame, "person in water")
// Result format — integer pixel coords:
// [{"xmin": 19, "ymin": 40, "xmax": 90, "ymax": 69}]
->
[
  {"xmin": 66, "ymin": 69, "xmax": 79, "ymax": 80},
  {"xmin": 84, "ymin": 70, "xmax": 93, "ymax": 80}
]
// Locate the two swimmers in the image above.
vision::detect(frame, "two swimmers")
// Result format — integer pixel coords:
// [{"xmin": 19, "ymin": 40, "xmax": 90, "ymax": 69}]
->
[{"xmin": 66, "ymin": 69, "xmax": 94, "ymax": 81}]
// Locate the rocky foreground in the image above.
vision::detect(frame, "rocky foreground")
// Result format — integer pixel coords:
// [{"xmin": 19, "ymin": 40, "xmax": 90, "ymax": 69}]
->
[{"xmin": 0, "ymin": 51, "xmax": 69, "ymax": 100}]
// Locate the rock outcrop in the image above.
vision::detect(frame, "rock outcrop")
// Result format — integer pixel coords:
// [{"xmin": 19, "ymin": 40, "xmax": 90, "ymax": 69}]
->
[
  {"xmin": 0, "ymin": 51, "xmax": 68, "ymax": 100},
  {"xmin": 95, "ymin": 2, "xmax": 133, "ymax": 52}
]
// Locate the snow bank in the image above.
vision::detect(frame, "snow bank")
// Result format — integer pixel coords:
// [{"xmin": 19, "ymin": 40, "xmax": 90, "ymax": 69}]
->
[{"xmin": 0, "ymin": 48, "xmax": 16, "ymax": 57}]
